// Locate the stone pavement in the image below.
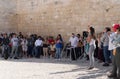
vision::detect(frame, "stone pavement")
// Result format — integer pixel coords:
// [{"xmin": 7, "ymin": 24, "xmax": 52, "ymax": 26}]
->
[{"xmin": 0, "ymin": 58, "xmax": 111, "ymax": 79}]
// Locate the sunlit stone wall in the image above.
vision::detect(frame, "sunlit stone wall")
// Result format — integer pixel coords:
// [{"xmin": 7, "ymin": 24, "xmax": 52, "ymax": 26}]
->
[{"xmin": 1, "ymin": 0, "xmax": 120, "ymax": 40}]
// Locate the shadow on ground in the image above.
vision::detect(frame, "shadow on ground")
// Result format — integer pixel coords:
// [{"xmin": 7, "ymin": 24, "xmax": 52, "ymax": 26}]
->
[{"xmin": 0, "ymin": 58, "xmax": 111, "ymax": 79}]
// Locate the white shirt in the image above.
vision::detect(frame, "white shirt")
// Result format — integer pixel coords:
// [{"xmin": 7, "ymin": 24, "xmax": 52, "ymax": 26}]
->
[
  {"xmin": 108, "ymin": 32, "xmax": 116, "ymax": 50},
  {"xmin": 35, "ymin": 39, "xmax": 43, "ymax": 47},
  {"xmin": 89, "ymin": 39, "xmax": 96, "ymax": 49},
  {"xmin": 21, "ymin": 39, "xmax": 28, "ymax": 46},
  {"xmin": 11, "ymin": 37, "xmax": 19, "ymax": 46},
  {"xmin": 69, "ymin": 36, "xmax": 79, "ymax": 47},
  {"xmin": 90, "ymin": 39, "xmax": 95, "ymax": 45},
  {"xmin": 112, "ymin": 33, "xmax": 120, "ymax": 48}
]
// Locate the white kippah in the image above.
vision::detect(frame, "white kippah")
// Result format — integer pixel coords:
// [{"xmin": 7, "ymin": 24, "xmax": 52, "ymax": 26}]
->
[{"xmin": 112, "ymin": 24, "xmax": 115, "ymax": 26}]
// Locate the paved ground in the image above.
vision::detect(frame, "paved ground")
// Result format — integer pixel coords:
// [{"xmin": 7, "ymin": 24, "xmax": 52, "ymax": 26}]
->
[{"xmin": 0, "ymin": 58, "xmax": 111, "ymax": 79}]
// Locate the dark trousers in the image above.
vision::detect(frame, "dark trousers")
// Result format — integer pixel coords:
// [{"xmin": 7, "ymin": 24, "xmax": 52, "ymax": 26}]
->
[
  {"xmin": 94, "ymin": 47, "xmax": 98, "ymax": 58},
  {"xmin": 17, "ymin": 45, "xmax": 22, "ymax": 57},
  {"xmin": 71, "ymin": 48, "xmax": 77, "ymax": 60},
  {"xmin": 103, "ymin": 46, "xmax": 110, "ymax": 63},
  {"xmin": 35, "ymin": 46, "xmax": 42, "ymax": 58},
  {"xmin": 98, "ymin": 48, "xmax": 104, "ymax": 62},
  {"xmin": 27, "ymin": 46, "xmax": 33, "ymax": 57},
  {"xmin": 112, "ymin": 47, "xmax": 120, "ymax": 78},
  {"xmin": 76, "ymin": 47, "xmax": 81, "ymax": 59}
]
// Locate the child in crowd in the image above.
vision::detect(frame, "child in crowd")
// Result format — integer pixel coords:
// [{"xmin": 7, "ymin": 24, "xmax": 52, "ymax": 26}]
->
[
  {"xmin": 49, "ymin": 42, "xmax": 55, "ymax": 58},
  {"xmin": 97, "ymin": 33, "xmax": 104, "ymax": 62},
  {"xmin": 84, "ymin": 38, "xmax": 89, "ymax": 60},
  {"xmin": 43, "ymin": 37, "xmax": 49, "ymax": 58},
  {"xmin": 48, "ymin": 36, "xmax": 55, "ymax": 45},
  {"xmin": 21, "ymin": 37, "xmax": 28, "ymax": 57}
]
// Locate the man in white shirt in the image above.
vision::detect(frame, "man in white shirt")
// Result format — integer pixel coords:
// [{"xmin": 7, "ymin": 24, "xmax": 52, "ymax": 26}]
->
[
  {"xmin": 68, "ymin": 33, "xmax": 79, "ymax": 60},
  {"xmin": 34, "ymin": 36, "xmax": 43, "ymax": 58},
  {"xmin": 69, "ymin": 33, "xmax": 79, "ymax": 47},
  {"xmin": 35, "ymin": 39, "xmax": 43, "ymax": 47},
  {"xmin": 108, "ymin": 26, "xmax": 117, "ymax": 59}
]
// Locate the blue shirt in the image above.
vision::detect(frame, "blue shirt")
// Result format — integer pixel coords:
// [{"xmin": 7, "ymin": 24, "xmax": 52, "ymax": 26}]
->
[{"xmin": 56, "ymin": 40, "xmax": 63, "ymax": 48}]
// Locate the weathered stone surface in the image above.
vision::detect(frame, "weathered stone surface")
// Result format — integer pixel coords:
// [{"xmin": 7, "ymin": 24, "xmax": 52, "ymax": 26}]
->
[
  {"xmin": 0, "ymin": 0, "xmax": 17, "ymax": 32},
  {"xmin": 0, "ymin": 0, "xmax": 120, "ymax": 40}
]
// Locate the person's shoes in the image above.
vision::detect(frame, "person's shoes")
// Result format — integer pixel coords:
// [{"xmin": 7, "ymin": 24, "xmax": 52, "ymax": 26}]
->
[
  {"xmin": 2, "ymin": 55, "xmax": 4, "ymax": 57},
  {"xmin": 88, "ymin": 67, "xmax": 94, "ymax": 70},
  {"xmin": 108, "ymin": 73, "xmax": 117, "ymax": 78},
  {"xmin": 58, "ymin": 58, "xmax": 61, "ymax": 61},
  {"xmin": 103, "ymin": 63, "xmax": 109, "ymax": 66},
  {"xmin": 113, "ymin": 77, "xmax": 119, "ymax": 79},
  {"xmin": 14, "ymin": 57, "xmax": 19, "ymax": 59},
  {"xmin": 108, "ymin": 60, "xmax": 112, "ymax": 64},
  {"xmin": 10, "ymin": 57, "xmax": 12, "ymax": 59}
]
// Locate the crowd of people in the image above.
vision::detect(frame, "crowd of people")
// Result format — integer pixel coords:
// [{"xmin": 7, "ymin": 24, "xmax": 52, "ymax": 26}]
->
[
  {"xmin": 0, "ymin": 32, "xmax": 64, "ymax": 60},
  {"xmin": 0, "ymin": 24, "xmax": 120, "ymax": 79}
]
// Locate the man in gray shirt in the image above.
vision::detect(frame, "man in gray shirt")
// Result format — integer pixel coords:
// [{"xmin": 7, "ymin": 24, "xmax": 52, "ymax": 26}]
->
[
  {"xmin": 101, "ymin": 27, "xmax": 111, "ymax": 66},
  {"xmin": 10, "ymin": 34, "xmax": 19, "ymax": 59}
]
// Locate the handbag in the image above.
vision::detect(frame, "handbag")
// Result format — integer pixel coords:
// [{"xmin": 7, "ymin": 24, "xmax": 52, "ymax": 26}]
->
[{"xmin": 113, "ymin": 49, "xmax": 116, "ymax": 56}]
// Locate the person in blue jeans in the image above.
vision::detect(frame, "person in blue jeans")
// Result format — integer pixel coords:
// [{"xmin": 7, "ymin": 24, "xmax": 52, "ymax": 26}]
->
[
  {"xmin": 55, "ymin": 34, "xmax": 63, "ymax": 59},
  {"xmin": 101, "ymin": 27, "xmax": 111, "ymax": 66}
]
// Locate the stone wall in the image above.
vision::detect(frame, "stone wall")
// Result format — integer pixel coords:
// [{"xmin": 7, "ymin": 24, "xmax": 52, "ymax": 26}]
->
[
  {"xmin": 0, "ymin": 0, "xmax": 17, "ymax": 33},
  {"xmin": 0, "ymin": 0, "xmax": 120, "ymax": 41}
]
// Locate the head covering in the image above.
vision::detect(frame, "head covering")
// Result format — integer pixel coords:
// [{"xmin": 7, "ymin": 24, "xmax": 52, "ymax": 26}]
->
[
  {"xmin": 112, "ymin": 24, "xmax": 120, "ymax": 31},
  {"xmin": 112, "ymin": 24, "xmax": 120, "ymax": 29}
]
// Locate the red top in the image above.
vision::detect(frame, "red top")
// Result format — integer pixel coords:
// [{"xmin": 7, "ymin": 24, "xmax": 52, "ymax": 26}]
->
[{"xmin": 48, "ymin": 39, "xmax": 55, "ymax": 44}]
